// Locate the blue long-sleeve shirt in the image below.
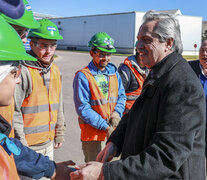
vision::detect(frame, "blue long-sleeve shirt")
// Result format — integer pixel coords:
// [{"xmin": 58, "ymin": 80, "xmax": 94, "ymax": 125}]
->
[
  {"xmin": 12, "ymin": 138, "xmax": 55, "ymax": 179},
  {"xmin": 0, "ymin": 114, "xmax": 55, "ymax": 179},
  {"xmin": 73, "ymin": 61, "xmax": 126, "ymax": 130},
  {"xmin": 200, "ymin": 73, "xmax": 207, "ymax": 122}
]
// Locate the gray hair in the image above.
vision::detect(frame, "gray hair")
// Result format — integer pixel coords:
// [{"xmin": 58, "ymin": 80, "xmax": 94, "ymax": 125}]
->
[{"xmin": 142, "ymin": 10, "xmax": 183, "ymax": 54}]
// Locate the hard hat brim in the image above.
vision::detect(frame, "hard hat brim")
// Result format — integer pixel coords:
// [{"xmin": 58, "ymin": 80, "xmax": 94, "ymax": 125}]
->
[
  {"xmin": 5, "ymin": 16, "xmax": 40, "ymax": 29},
  {"xmin": 0, "ymin": 50, "xmax": 37, "ymax": 61},
  {"xmin": 96, "ymin": 47, "xmax": 116, "ymax": 53},
  {"xmin": 28, "ymin": 31, "xmax": 63, "ymax": 40}
]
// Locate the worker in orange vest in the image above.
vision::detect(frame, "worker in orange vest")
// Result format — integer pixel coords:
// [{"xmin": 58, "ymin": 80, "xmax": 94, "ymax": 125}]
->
[
  {"xmin": 0, "ymin": 0, "xmax": 39, "ymax": 138},
  {"xmin": 13, "ymin": 19, "xmax": 65, "ymax": 164},
  {"xmin": 73, "ymin": 32, "xmax": 126, "ymax": 162},
  {"xmin": 0, "ymin": 2, "xmax": 74, "ymax": 180},
  {"xmin": 1, "ymin": 0, "xmax": 39, "ymax": 43},
  {"xmin": 118, "ymin": 41, "xmax": 149, "ymax": 114},
  {"xmin": 0, "ymin": 2, "xmax": 34, "ymax": 178}
]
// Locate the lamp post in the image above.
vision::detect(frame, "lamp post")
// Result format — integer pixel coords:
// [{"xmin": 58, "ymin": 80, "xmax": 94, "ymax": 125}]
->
[{"xmin": 194, "ymin": 44, "xmax": 197, "ymax": 59}]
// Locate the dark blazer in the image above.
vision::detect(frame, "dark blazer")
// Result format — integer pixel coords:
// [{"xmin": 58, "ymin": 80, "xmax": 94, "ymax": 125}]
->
[
  {"xmin": 189, "ymin": 60, "xmax": 201, "ymax": 77},
  {"xmin": 103, "ymin": 53, "xmax": 206, "ymax": 180}
]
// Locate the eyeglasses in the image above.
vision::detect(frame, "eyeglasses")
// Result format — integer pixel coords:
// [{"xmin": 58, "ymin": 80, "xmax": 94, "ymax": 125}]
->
[
  {"xmin": 10, "ymin": 65, "xmax": 21, "ymax": 79},
  {"xmin": 32, "ymin": 41, "xmax": 57, "ymax": 51},
  {"xmin": 94, "ymin": 51, "xmax": 112, "ymax": 58},
  {"xmin": 16, "ymin": 29, "xmax": 30, "ymax": 38}
]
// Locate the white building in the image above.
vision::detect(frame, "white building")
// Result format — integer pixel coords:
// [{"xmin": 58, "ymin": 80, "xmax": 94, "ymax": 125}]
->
[
  {"xmin": 48, "ymin": 10, "xmax": 202, "ymax": 55},
  {"xmin": 203, "ymin": 21, "xmax": 207, "ymax": 34},
  {"xmin": 33, "ymin": 12, "xmax": 60, "ymax": 20}
]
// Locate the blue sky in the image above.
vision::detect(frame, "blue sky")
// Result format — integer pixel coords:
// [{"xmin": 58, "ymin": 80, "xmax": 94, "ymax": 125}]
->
[{"xmin": 29, "ymin": 0, "xmax": 207, "ymax": 21}]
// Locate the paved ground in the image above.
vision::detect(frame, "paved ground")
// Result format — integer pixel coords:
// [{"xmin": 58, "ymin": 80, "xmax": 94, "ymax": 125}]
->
[{"xmin": 53, "ymin": 50, "xmax": 126, "ymax": 164}]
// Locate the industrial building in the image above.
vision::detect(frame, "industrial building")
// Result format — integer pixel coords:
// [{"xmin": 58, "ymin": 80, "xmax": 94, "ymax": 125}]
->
[
  {"xmin": 203, "ymin": 21, "xmax": 207, "ymax": 37},
  {"xmin": 35, "ymin": 10, "xmax": 203, "ymax": 55}
]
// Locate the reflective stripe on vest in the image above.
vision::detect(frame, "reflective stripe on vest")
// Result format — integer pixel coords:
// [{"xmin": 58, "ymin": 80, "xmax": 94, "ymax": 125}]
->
[
  {"xmin": 0, "ymin": 98, "xmax": 15, "ymax": 138},
  {"xmin": 24, "ymin": 123, "xmax": 56, "ymax": 134},
  {"xmin": 126, "ymin": 95, "xmax": 139, "ymax": 101},
  {"xmin": 124, "ymin": 58, "xmax": 145, "ymax": 113},
  {"xmin": 91, "ymin": 97, "xmax": 118, "ymax": 106},
  {"xmin": 76, "ymin": 67, "xmax": 118, "ymax": 141},
  {"xmin": 21, "ymin": 103, "xmax": 59, "ymax": 114},
  {"xmin": 0, "ymin": 145, "xmax": 20, "ymax": 180},
  {"xmin": 21, "ymin": 64, "xmax": 61, "ymax": 146}
]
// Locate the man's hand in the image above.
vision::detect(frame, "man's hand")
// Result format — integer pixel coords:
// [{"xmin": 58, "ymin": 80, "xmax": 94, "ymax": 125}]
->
[
  {"xmin": 54, "ymin": 142, "xmax": 63, "ymax": 149},
  {"xmin": 51, "ymin": 160, "xmax": 76, "ymax": 180},
  {"xmin": 109, "ymin": 111, "xmax": 121, "ymax": 128},
  {"xmin": 70, "ymin": 161, "xmax": 103, "ymax": 180},
  {"xmin": 106, "ymin": 126, "xmax": 114, "ymax": 140},
  {"xmin": 96, "ymin": 142, "xmax": 117, "ymax": 163}
]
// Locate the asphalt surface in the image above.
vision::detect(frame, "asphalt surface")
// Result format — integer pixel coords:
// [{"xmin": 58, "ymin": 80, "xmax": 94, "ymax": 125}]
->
[{"xmin": 53, "ymin": 50, "xmax": 126, "ymax": 164}]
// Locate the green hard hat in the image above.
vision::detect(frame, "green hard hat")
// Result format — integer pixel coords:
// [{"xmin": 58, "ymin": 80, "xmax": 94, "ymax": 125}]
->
[
  {"xmin": 0, "ymin": 16, "xmax": 36, "ymax": 61},
  {"xmin": 28, "ymin": 19, "xmax": 63, "ymax": 40},
  {"xmin": 1, "ymin": 0, "xmax": 40, "ymax": 29},
  {"xmin": 88, "ymin": 32, "xmax": 116, "ymax": 53}
]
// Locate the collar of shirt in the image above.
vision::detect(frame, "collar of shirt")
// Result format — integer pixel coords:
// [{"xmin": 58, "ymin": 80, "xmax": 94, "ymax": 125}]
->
[{"xmin": 199, "ymin": 63, "xmax": 207, "ymax": 78}]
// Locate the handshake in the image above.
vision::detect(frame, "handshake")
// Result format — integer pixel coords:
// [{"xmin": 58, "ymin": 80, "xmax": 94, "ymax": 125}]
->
[
  {"xmin": 69, "ymin": 142, "xmax": 118, "ymax": 180},
  {"xmin": 50, "ymin": 160, "xmax": 76, "ymax": 180},
  {"xmin": 51, "ymin": 112, "xmax": 121, "ymax": 179}
]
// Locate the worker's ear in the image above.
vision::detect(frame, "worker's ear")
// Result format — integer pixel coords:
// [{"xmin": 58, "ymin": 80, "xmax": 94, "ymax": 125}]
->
[
  {"xmin": 90, "ymin": 50, "xmax": 94, "ymax": 57},
  {"xmin": 30, "ymin": 41, "xmax": 35, "ymax": 48}
]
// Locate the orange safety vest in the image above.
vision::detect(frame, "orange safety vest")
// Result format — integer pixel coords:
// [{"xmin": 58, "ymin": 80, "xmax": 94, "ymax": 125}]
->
[
  {"xmin": 123, "ymin": 58, "xmax": 145, "ymax": 114},
  {"xmin": 77, "ymin": 67, "xmax": 118, "ymax": 141},
  {"xmin": 21, "ymin": 64, "xmax": 61, "ymax": 146},
  {"xmin": 0, "ymin": 99, "xmax": 15, "ymax": 138},
  {"xmin": 0, "ymin": 145, "xmax": 20, "ymax": 180}
]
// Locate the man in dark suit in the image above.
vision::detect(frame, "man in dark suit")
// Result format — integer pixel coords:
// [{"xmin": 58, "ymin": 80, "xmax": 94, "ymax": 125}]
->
[
  {"xmin": 189, "ymin": 39, "xmax": 207, "ymax": 164},
  {"xmin": 71, "ymin": 10, "xmax": 206, "ymax": 180}
]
